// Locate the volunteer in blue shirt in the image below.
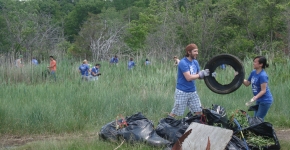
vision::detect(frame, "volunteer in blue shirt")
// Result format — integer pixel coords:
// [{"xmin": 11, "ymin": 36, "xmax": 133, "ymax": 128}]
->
[
  {"xmin": 91, "ymin": 64, "xmax": 101, "ymax": 81},
  {"xmin": 169, "ymin": 43, "xmax": 210, "ymax": 117},
  {"xmin": 243, "ymin": 56, "xmax": 273, "ymax": 121},
  {"xmin": 220, "ymin": 64, "xmax": 226, "ymax": 70},
  {"xmin": 128, "ymin": 58, "xmax": 135, "ymax": 70},
  {"xmin": 32, "ymin": 57, "xmax": 38, "ymax": 65},
  {"xmin": 145, "ymin": 58, "xmax": 150, "ymax": 66},
  {"xmin": 110, "ymin": 55, "xmax": 119, "ymax": 65},
  {"xmin": 79, "ymin": 59, "xmax": 90, "ymax": 81}
]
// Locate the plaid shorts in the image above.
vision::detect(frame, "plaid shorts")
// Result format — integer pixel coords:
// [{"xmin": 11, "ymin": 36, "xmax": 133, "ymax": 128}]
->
[{"xmin": 171, "ymin": 88, "xmax": 202, "ymax": 116}]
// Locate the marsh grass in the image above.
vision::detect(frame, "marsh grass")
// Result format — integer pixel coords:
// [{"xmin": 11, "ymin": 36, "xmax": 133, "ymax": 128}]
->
[{"xmin": 0, "ymin": 57, "xmax": 290, "ymax": 149}]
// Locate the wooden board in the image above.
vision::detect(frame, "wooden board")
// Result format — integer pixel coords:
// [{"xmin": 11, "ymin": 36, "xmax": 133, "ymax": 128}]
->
[{"xmin": 182, "ymin": 123, "xmax": 233, "ymax": 150}]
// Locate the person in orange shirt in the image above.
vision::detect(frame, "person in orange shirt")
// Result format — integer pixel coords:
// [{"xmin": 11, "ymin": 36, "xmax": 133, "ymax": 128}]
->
[{"xmin": 47, "ymin": 56, "xmax": 57, "ymax": 81}]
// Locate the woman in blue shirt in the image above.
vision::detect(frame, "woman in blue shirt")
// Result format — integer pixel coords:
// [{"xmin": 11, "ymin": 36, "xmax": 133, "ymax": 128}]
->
[
  {"xmin": 144, "ymin": 58, "xmax": 150, "ymax": 66},
  {"xmin": 243, "ymin": 56, "xmax": 273, "ymax": 121},
  {"xmin": 128, "ymin": 58, "xmax": 135, "ymax": 70}
]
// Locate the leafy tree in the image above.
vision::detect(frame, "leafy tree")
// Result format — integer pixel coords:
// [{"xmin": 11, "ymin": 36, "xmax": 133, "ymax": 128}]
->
[
  {"xmin": 64, "ymin": 0, "xmax": 104, "ymax": 42},
  {"xmin": 111, "ymin": 0, "xmax": 149, "ymax": 11},
  {"xmin": 144, "ymin": 0, "xmax": 183, "ymax": 59},
  {"xmin": 73, "ymin": 10, "xmax": 126, "ymax": 60},
  {"xmin": 1, "ymin": 0, "xmax": 65, "ymax": 59},
  {"xmin": 124, "ymin": 0, "xmax": 161, "ymax": 54}
]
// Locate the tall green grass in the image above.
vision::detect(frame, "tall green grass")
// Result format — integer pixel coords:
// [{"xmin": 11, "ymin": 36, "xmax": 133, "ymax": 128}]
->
[{"xmin": 0, "ymin": 58, "xmax": 290, "ymax": 149}]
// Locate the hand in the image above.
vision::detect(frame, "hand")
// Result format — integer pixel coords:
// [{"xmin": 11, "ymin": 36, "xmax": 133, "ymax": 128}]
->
[
  {"xmin": 251, "ymin": 96, "xmax": 257, "ymax": 101},
  {"xmin": 204, "ymin": 69, "xmax": 210, "ymax": 76},
  {"xmin": 245, "ymin": 97, "xmax": 256, "ymax": 106},
  {"xmin": 245, "ymin": 101, "xmax": 253, "ymax": 106},
  {"xmin": 198, "ymin": 69, "xmax": 210, "ymax": 79}
]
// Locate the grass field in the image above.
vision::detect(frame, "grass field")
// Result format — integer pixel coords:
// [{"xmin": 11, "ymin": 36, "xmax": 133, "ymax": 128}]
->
[{"xmin": 0, "ymin": 57, "xmax": 289, "ymax": 149}]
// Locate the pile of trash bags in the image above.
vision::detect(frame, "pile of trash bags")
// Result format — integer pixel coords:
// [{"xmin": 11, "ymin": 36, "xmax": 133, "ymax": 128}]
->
[
  {"xmin": 99, "ymin": 104, "xmax": 280, "ymax": 149},
  {"xmin": 99, "ymin": 112, "xmax": 171, "ymax": 148}
]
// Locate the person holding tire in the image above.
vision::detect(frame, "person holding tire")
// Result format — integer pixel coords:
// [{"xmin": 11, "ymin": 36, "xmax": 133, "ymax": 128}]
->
[
  {"xmin": 243, "ymin": 56, "xmax": 273, "ymax": 121},
  {"xmin": 169, "ymin": 43, "xmax": 210, "ymax": 117}
]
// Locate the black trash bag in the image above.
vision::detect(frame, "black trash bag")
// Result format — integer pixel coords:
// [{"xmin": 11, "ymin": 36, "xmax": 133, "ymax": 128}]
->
[
  {"xmin": 242, "ymin": 122, "xmax": 280, "ymax": 150},
  {"xmin": 248, "ymin": 116, "xmax": 264, "ymax": 127},
  {"xmin": 248, "ymin": 104, "xmax": 259, "ymax": 111},
  {"xmin": 212, "ymin": 104, "xmax": 227, "ymax": 117},
  {"xmin": 202, "ymin": 104, "xmax": 229, "ymax": 128},
  {"xmin": 117, "ymin": 112, "xmax": 171, "ymax": 147},
  {"xmin": 146, "ymin": 131, "xmax": 171, "ymax": 147},
  {"xmin": 225, "ymin": 135, "xmax": 248, "ymax": 150},
  {"xmin": 184, "ymin": 112, "xmax": 206, "ymax": 124},
  {"xmin": 155, "ymin": 116, "xmax": 189, "ymax": 144},
  {"xmin": 99, "ymin": 120, "xmax": 119, "ymax": 142},
  {"xmin": 117, "ymin": 112, "xmax": 152, "ymax": 142}
]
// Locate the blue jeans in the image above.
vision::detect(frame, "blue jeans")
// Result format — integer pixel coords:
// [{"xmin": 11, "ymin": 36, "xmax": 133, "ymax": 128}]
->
[
  {"xmin": 50, "ymin": 71, "xmax": 56, "ymax": 81},
  {"xmin": 254, "ymin": 102, "xmax": 272, "ymax": 121}
]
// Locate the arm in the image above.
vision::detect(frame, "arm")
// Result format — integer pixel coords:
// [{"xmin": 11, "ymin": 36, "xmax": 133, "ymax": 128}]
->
[
  {"xmin": 91, "ymin": 69, "xmax": 97, "ymax": 76},
  {"xmin": 253, "ymin": 83, "xmax": 267, "ymax": 100},
  {"xmin": 243, "ymin": 79, "xmax": 251, "ymax": 86},
  {"xmin": 183, "ymin": 71, "xmax": 200, "ymax": 81},
  {"xmin": 48, "ymin": 61, "xmax": 56, "ymax": 69}
]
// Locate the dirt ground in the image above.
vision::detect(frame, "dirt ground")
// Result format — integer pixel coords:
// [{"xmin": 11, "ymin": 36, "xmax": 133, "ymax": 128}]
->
[
  {"xmin": 0, "ymin": 132, "xmax": 98, "ymax": 148},
  {"xmin": 275, "ymin": 129, "xmax": 290, "ymax": 141},
  {"xmin": 0, "ymin": 129, "xmax": 290, "ymax": 148}
]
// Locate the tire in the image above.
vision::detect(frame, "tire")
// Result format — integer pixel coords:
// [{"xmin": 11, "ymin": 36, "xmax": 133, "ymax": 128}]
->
[{"xmin": 204, "ymin": 54, "xmax": 245, "ymax": 94}]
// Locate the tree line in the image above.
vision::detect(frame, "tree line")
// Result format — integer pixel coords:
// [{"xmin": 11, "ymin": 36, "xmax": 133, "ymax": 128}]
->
[{"xmin": 0, "ymin": 0, "xmax": 289, "ymax": 64}]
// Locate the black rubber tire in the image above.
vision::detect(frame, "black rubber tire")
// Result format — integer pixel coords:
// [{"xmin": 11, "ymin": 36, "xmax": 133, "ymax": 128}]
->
[{"xmin": 204, "ymin": 54, "xmax": 245, "ymax": 94}]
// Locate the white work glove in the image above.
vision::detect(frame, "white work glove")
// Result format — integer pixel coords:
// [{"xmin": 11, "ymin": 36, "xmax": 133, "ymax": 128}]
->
[
  {"xmin": 245, "ymin": 97, "xmax": 256, "ymax": 106},
  {"xmin": 198, "ymin": 69, "xmax": 210, "ymax": 79}
]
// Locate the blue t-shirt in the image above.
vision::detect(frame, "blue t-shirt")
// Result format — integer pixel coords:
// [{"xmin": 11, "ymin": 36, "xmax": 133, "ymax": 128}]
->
[
  {"xmin": 247, "ymin": 70, "xmax": 273, "ymax": 103},
  {"xmin": 145, "ymin": 61, "xmax": 150, "ymax": 65},
  {"xmin": 110, "ymin": 57, "xmax": 119, "ymax": 63},
  {"xmin": 128, "ymin": 61, "xmax": 135, "ymax": 70},
  {"xmin": 79, "ymin": 64, "xmax": 90, "ymax": 76},
  {"xmin": 220, "ymin": 64, "xmax": 226, "ymax": 69},
  {"xmin": 32, "ymin": 59, "xmax": 38, "ymax": 65},
  {"xmin": 176, "ymin": 57, "xmax": 200, "ymax": 92},
  {"xmin": 91, "ymin": 67, "xmax": 99, "ymax": 76}
]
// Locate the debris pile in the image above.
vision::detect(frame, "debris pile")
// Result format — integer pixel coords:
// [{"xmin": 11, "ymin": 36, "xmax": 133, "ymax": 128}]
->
[{"xmin": 99, "ymin": 104, "xmax": 280, "ymax": 150}]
